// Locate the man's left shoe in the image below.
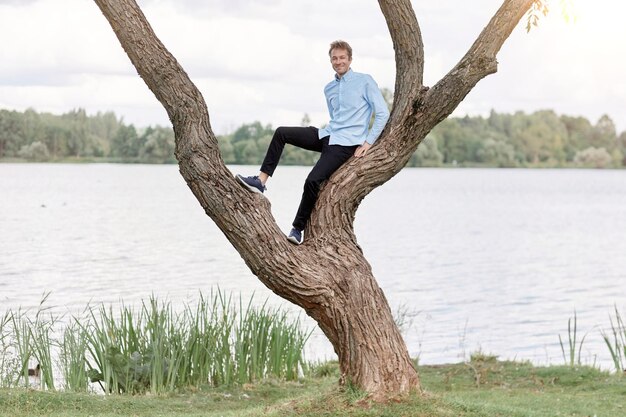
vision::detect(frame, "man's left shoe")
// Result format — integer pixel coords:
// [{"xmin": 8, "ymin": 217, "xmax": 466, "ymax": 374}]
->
[
  {"xmin": 287, "ymin": 228, "xmax": 303, "ymax": 245},
  {"xmin": 235, "ymin": 174, "xmax": 266, "ymax": 195}
]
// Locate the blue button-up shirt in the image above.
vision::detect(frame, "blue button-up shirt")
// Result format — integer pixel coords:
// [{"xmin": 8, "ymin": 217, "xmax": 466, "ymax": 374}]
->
[{"xmin": 318, "ymin": 69, "xmax": 390, "ymax": 146}]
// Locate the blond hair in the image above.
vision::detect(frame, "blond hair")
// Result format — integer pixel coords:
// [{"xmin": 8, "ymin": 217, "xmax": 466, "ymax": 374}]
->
[{"xmin": 328, "ymin": 40, "xmax": 352, "ymax": 59}]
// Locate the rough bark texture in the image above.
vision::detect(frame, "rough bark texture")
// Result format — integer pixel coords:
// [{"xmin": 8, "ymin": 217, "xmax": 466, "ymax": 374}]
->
[{"xmin": 93, "ymin": 0, "xmax": 535, "ymax": 400}]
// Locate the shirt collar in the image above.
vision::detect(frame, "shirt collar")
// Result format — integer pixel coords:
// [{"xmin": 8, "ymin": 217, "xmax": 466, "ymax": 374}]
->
[{"xmin": 335, "ymin": 68, "xmax": 354, "ymax": 82}]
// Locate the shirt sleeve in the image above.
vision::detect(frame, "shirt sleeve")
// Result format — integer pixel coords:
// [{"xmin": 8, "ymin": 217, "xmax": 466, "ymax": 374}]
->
[
  {"xmin": 324, "ymin": 85, "xmax": 334, "ymax": 118},
  {"xmin": 364, "ymin": 76, "xmax": 390, "ymax": 145}
]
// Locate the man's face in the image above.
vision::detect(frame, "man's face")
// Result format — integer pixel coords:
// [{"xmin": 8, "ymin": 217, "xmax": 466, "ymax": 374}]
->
[{"xmin": 330, "ymin": 48, "xmax": 352, "ymax": 77}]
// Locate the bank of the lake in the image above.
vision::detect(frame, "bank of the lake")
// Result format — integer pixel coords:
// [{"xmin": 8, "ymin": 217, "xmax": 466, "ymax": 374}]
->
[
  {"xmin": 4, "ymin": 156, "xmax": 626, "ymax": 169},
  {"xmin": 1, "ymin": 359, "xmax": 624, "ymax": 417}
]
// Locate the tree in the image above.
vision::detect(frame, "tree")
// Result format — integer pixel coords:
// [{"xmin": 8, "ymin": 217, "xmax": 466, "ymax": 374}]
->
[
  {"xmin": 139, "ymin": 126, "xmax": 176, "ymax": 163},
  {"xmin": 574, "ymin": 146, "xmax": 613, "ymax": 169},
  {"xmin": 93, "ymin": 0, "xmax": 539, "ymax": 399},
  {"xmin": 110, "ymin": 124, "xmax": 140, "ymax": 159},
  {"xmin": 18, "ymin": 141, "xmax": 50, "ymax": 161},
  {"xmin": 476, "ymin": 138, "xmax": 517, "ymax": 167},
  {"xmin": 560, "ymin": 115, "xmax": 593, "ymax": 161},
  {"xmin": 619, "ymin": 131, "xmax": 626, "ymax": 166},
  {"xmin": 0, "ymin": 109, "xmax": 23, "ymax": 158},
  {"xmin": 512, "ymin": 110, "xmax": 566, "ymax": 165},
  {"xmin": 409, "ymin": 135, "xmax": 444, "ymax": 167},
  {"xmin": 591, "ymin": 114, "xmax": 617, "ymax": 150}
]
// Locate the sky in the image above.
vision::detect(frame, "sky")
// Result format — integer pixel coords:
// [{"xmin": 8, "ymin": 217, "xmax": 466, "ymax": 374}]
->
[{"xmin": 0, "ymin": 0, "xmax": 624, "ymax": 134}]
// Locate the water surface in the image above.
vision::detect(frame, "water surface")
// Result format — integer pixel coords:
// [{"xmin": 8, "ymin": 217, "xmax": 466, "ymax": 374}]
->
[{"xmin": 1, "ymin": 164, "xmax": 625, "ymax": 367}]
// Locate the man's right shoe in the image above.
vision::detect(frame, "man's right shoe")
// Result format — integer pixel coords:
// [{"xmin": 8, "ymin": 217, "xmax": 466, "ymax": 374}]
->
[
  {"xmin": 287, "ymin": 228, "xmax": 303, "ymax": 245},
  {"xmin": 236, "ymin": 174, "xmax": 266, "ymax": 195}
]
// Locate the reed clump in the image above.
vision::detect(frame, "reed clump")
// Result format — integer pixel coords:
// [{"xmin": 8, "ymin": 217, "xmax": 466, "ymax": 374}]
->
[
  {"xmin": 558, "ymin": 311, "xmax": 589, "ymax": 368},
  {"xmin": 601, "ymin": 306, "xmax": 626, "ymax": 374},
  {"xmin": 0, "ymin": 290, "xmax": 311, "ymax": 394}
]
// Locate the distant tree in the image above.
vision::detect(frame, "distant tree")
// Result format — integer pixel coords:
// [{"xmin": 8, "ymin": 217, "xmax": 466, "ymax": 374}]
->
[
  {"xmin": 18, "ymin": 141, "xmax": 50, "ymax": 161},
  {"xmin": 560, "ymin": 115, "xmax": 593, "ymax": 161},
  {"xmin": 90, "ymin": 111, "xmax": 122, "ymax": 155},
  {"xmin": 231, "ymin": 121, "xmax": 273, "ymax": 144},
  {"xmin": 0, "ymin": 109, "xmax": 23, "ymax": 157},
  {"xmin": 610, "ymin": 148, "xmax": 623, "ymax": 167},
  {"xmin": 217, "ymin": 135, "xmax": 235, "ymax": 163},
  {"xmin": 409, "ymin": 135, "xmax": 443, "ymax": 167},
  {"xmin": 435, "ymin": 118, "xmax": 484, "ymax": 164},
  {"xmin": 110, "ymin": 124, "xmax": 140, "ymax": 158},
  {"xmin": 233, "ymin": 139, "xmax": 262, "ymax": 165},
  {"xmin": 574, "ymin": 146, "xmax": 612, "ymax": 168},
  {"xmin": 619, "ymin": 131, "xmax": 626, "ymax": 166},
  {"xmin": 139, "ymin": 126, "xmax": 175, "ymax": 163},
  {"xmin": 476, "ymin": 138, "xmax": 517, "ymax": 167},
  {"xmin": 63, "ymin": 109, "xmax": 91, "ymax": 157},
  {"xmin": 20, "ymin": 109, "xmax": 45, "ymax": 153},
  {"xmin": 511, "ymin": 110, "xmax": 566, "ymax": 164},
  {"xmin": 591, "ymin": 114, "xmax": 617, "ymax": 150}
]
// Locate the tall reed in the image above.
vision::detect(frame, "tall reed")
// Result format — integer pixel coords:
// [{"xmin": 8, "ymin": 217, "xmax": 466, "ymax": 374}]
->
[
  {"xmin": 0, "ymin": 290, "xmax": 311, "ymax": 393},
  {"xmin": 1, "ymin": 293, "xmax": 57, "ymax": 389},
  {"xmin": 0, "ymin": 310, "xmax": 20, "ymax": 387},
  {"xmin": 59, "ymin": 318, "xmax": 89, "ymax": 392},
  {"xmin": 601, "ymin": 306, "xmax": 626, "ymax": 373},
  {"xmin": 558, "ymin": 311, "xmax": 588, "ymax": 367},
  {"xmin": 27, "ymin": 304, "xmax": 57, "ymax": 390},
  {"xmin": 82, "ymin": 290, "xmax": 310, "ymax": 394},
  {"xmin": 234, "ymin": 298, "xmax": 311, "ymax": 384},
  {"xmin": 10, "ymin": 307, "xmax": 34, "ymax": 388}
]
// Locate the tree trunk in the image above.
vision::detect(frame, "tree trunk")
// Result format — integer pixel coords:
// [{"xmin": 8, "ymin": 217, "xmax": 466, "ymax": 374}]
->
[{"xmin": 93, "ymin": 0, "xmax": 535, "ymax": 399}]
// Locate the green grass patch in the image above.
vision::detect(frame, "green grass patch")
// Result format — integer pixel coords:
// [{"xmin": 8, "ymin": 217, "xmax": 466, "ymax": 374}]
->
[
  {"xmin": 0, "ymin": 291, "xmax": 311, "ymax": 394},
  {"xmin": 1, "ymin": 360, "xmax": 625, "ymax": 417}
]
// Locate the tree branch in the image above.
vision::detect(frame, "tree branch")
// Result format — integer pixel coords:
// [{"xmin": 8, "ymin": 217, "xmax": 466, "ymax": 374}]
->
[
  {"xmin": 378, "ymin": 0, "xmax": 424, "ymax": 121},
  {"xmin": 93, "ymin": 0, "xmax": 209, "ymax": 139},
  {"xmin": 425, "ymin": 0, "xmax": 536, "ymax": 125}
]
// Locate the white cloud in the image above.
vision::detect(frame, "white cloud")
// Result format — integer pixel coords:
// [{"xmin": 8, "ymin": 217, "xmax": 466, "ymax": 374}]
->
[{"xmin": 1, "ymin": 0, "xmax": 625, "ymax": 134}]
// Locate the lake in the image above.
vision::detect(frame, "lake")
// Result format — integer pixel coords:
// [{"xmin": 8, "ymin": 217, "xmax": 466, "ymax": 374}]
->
[{"xmin": 1, "ymin": 163, "xmax": 625, "ymax": 368}]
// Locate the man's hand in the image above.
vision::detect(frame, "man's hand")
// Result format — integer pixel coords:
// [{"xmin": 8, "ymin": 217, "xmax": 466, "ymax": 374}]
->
[{"xmin": 354, "ymin": 142, "xmax": 371, "ymax": 158}]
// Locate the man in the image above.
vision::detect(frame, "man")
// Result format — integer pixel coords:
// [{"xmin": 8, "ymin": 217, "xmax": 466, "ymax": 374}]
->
[{"xmin": 236, "ymin": 40, "xmax": 389, "ymax": 245}]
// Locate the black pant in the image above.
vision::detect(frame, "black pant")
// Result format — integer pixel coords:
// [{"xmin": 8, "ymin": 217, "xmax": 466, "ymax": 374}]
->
[{"xmin": 260, "ymin": 126, "xmax": 358, "ymax": 230}]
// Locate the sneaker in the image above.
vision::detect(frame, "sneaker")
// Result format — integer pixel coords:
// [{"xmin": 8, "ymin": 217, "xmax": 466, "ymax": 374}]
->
[
  {"xmin": 287, "ymin": 228, "xmax": 303, "ymax": 245},
  {"xmin": 236, "ymin": 174, "xmax": 266, "ymax": 195}
]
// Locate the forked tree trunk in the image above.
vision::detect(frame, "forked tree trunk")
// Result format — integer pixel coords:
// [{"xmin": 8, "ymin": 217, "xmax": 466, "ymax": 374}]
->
[{"xmin": 94, "ymin": 0, "xmax": 536, "ymax": 399}]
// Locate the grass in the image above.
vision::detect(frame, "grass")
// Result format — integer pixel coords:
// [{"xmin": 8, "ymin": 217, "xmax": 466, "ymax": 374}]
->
[
  {"xmin": 558, "ymin": 311, "xmax": 589, "ymax": 367},
  {"xmin": 602, "ymin": 306, "xmax": 626, "ymax": 373},
  {"xmin": 2, "ymin": 297, "xmax": 626, "ymax": 416},
  {"xmin": 1, "ymin": 359, "xmax": 625, "ymax": 417},
  {"xmin": 0, "ymin": 291, "xmax": 311, "ymax": 394}
]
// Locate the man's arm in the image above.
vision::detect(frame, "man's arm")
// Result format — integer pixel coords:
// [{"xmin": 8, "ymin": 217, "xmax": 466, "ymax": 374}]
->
[
  {"xmin": 364, "ymin": 77, "xmax": 390, "ymax": 145},
  {"xmin": 355, "ymin": 76, "xmax": 390, "ymax": 158},
  {"xmin": 325, "ymin": 92, "xmax": 334, "ymax": 117}
]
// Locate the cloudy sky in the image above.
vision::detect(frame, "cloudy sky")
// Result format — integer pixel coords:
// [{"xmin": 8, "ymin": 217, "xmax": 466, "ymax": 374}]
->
[{"xmin": 1, "ymin": 0, "xmax": 624, "ymax": 134}]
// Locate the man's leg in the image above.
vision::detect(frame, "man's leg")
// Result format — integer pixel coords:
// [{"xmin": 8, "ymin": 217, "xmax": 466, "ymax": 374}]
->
[
  {"xmin": 260, "ymin": 126, "xmax": 321, "ymax": 177},
  {"xmin": 292, "ymin": 140, "xmax": 358, "ymax": 232},
  {"xmin": 237, "ymin": 126, "xmax": 320, "ymax": 194}
]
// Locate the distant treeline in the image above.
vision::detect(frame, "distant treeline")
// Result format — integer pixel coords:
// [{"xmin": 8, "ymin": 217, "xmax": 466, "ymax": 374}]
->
[
  {"xmin": 1, "ymin": 107, "xmax": 625, "ymax": 168},
  {"xmin": 0, "ymin": 108, "xmax": 175, "ymax": 163}
]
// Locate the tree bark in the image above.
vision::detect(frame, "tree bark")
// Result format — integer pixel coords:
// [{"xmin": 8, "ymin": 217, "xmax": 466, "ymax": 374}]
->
[{"xmin": 93, "ymin": 0, "xmax": 535, "ymax": 399}]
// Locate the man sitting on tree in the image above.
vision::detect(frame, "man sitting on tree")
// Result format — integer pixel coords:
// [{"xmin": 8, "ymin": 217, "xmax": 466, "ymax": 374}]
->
[{"xmin": 236, "ymin": 40, "xmax": 389, "ymax": 245}]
